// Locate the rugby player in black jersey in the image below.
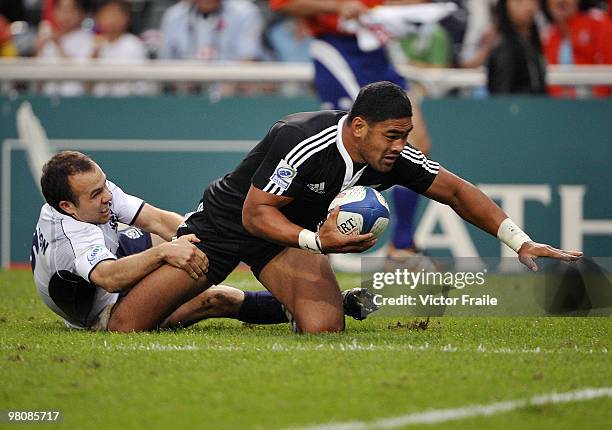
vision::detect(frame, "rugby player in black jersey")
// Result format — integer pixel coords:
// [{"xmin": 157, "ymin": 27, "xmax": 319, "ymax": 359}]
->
[{"xmin": 107, "ymin": 81, "xmax": 582, "ymax": 333}]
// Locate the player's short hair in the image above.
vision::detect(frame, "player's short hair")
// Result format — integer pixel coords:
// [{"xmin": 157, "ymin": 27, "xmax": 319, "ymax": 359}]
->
[
  {"xmin": 348, "ymin": 81, "xmax": 412, "ymax": 124},
  {"xmin": 41, "ymin": 151, "xmax": 96, "ymax": 211}
]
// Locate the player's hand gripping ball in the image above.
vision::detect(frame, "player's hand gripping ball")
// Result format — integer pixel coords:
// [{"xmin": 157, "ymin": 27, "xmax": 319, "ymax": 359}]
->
[{"xmin": 328, "ymin": 186, "xmax": 390, "ymax": 238}]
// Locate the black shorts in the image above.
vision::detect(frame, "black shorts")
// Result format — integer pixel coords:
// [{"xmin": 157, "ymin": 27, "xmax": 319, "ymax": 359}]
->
[{"xmin": 177, "ymin": 212, "xmax": 285, "ymax": 285}]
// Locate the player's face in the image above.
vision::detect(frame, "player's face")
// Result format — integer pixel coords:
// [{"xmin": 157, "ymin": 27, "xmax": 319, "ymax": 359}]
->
[
  {"xmin": 358, "ymin": 117, "xmax": 413, "ymax": 173},
  {"xmin": 61, "ymin": 165, "xmax": 113, "ymax": 224}
]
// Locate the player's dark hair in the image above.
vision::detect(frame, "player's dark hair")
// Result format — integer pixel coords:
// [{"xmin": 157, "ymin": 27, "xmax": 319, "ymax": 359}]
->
[
  {"xmin": 348, "ymin": 81, "xmax": 412, "ymax": 124},
  {"xmin": 41, "ymin": 151, "xmax": 96, "ymax": 212}
]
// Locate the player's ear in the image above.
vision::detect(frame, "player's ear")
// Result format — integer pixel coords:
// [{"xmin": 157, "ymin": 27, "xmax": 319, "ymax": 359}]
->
[
  {"xmin": 59, "ymin": 200, "xmax": 77, "ymax": 216},
  {"xmin": 352, "ymin": 116, "xmax": 368, "ymax": 138}
]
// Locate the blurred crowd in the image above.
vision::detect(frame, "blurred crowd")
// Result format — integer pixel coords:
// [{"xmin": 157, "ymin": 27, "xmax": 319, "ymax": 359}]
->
[{"xmin": 0, "ymin": 0, "xmax": 610, "ymax": 97}]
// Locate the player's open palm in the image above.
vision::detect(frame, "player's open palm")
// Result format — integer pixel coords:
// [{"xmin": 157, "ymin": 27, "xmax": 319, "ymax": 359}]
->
[
  {"xmin": 517, "ymin": 241, "xmax": 583, "ymax": 272},
  {"xmin": 318, "ymin": 207, "xmax": 377, "ymax": 253},
  {"xmin": 162, "ymin": 236, "xmax": 209, "ymax": 279}
]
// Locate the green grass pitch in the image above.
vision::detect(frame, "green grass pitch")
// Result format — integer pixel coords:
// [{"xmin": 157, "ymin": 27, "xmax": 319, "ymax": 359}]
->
[{"xmin": 1, "ymin": 269, "xmax": 610, "ymax": 429}]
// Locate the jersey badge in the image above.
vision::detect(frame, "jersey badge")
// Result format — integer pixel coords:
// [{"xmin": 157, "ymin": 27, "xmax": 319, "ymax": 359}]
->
[
  {"xmin": 87, "ymin": 245, "xmax": 105, "ymax": 265},
  {"xmin": 270, "ymin": 159, "xmax": 297, "ymax": 191}
]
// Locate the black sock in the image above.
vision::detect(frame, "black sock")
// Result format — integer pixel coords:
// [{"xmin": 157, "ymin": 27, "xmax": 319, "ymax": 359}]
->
[{"xmin": 237, "ymin": 291, "xmax": 289, "ymax": 324}]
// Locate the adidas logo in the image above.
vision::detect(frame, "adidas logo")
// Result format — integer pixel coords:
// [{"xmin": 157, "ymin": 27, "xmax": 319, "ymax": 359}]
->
[{"xmin": 307, "ymin": 182, "xmax": 326, "ymax": 194}]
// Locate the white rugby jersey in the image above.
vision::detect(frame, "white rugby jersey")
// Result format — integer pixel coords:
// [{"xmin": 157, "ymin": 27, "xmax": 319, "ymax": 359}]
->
[{"xmin": 31, "ymin": 181, "xmax": 144, "ymax": 329}]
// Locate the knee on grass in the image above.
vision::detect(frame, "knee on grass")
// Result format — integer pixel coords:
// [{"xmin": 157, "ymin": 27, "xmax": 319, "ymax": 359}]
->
[
  {"xmin": 296, "ymin": 316, "xmax": 345, "ymax": 334},
  {"xmin": 107, "ymin": 313, "xmax": 151, "ymax": 333}
]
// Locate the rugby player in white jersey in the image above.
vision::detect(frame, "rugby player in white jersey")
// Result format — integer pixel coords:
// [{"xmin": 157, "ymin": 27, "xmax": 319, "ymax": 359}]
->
[
  {"xmin": 31, "ymin": 151, "xmax": 375, "ymax": 330},
  {"xmin": 110, "ymin": 81, "xmax": 581, "ymax": 333},
  {"xmin": 31, "ymin": 151, "xmax": 210, "ymax": 329}
]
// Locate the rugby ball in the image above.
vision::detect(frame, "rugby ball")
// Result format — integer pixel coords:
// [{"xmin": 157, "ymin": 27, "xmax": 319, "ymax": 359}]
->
[{"xmin": 328, "ymin": 186, "xmax": 390, "ymax": 238}]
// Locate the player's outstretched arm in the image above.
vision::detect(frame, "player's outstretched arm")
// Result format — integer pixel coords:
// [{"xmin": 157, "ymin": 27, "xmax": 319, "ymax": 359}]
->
[
  {"xmin": 132, "ymin": 203, "xmax": 184, "ymax": 241},
  {"xmin": 243, "ymin": 185, "xmax": 375, "ymax": 254},
  {"xmin": 424, "ymin": 167, "xmax": 507, "ymax": 236},
  {"xmin": 89, "ymin": 237, "xmax": 208, "ymax": 293},
  {"xmin": 423, "ymin": 167, "xmax": 582, "ymax": 271}
]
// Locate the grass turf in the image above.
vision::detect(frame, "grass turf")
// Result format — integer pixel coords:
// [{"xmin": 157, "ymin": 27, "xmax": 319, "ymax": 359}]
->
[{"xmin": 0, "ymin": 269, "xmax": 610, "ymax": 429}]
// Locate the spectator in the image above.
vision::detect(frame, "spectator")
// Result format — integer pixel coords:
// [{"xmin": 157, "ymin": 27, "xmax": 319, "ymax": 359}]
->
[
  {"xmin": 42, "ymin": 0, "xmax": 57, "ymax": 28},
  {"xmin": 399, "ymin": 23, "xmax": 452, "ymax": 67},
  {"xmin": 159, "ymin": 0, "xmax": 264, "ymax": 61},
  {"xmin": 148, "ymin": 0, "xmax": 192, "ymax": 59},
  {"xmin": 265, "ymin": 14, "xmax": 311, "ymax": 62},
  {"xmin": 0, "ymin": 0, "xmax": 26, "ymax": 23},
  {"xmin": 91, "ymin": 0, "xmax": 153, "ymax": 96},
  {"xmin": 396, "ymin": 1, "xmax": 452, "ymax": 67},
  {"xmin": 0, "ymin": 14, "xmax": 17, "ymax": 56},
  {"xmin": 487, "ymin": 0, "xmax": 546, "ymax": 94},
  {"xmin": 459, "ymin": 0, "xmax": 497, "ymax": 68},
  {"xmin": 36, "ymin": 0, "xmax": 94, "ymax": 96},
  {"xmin": 157, "ymin": 0, "xmax": 192, "ymax": 53},
  {"xmin": 264, "ymin": 14, "xmax": 312, "ymax": 95},
  {"xmin": 159, "ymin": 0, "xmax": 265, "ymax": 96},
  {"xmin": 431, "ymin": 0, "xmax": 467, "ymax": 67},
  {"xmin": 542, "ymin": 0, "xmax": 612, "ymax": 97}
]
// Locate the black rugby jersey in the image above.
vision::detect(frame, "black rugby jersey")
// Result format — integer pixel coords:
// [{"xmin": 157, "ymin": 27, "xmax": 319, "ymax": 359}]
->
[{"xmin": 188, "ymin": 110, "xmax": 439, "ymax": 235}]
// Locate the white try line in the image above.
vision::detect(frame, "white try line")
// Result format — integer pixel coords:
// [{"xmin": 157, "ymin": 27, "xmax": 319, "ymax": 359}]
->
[
  {"xmin": 288, "ymin": 387, "xmax": 612, "ymax": 430},
  {"xmin": 3, "ymin": 340, "xmax": 608, "ymax": 355}
]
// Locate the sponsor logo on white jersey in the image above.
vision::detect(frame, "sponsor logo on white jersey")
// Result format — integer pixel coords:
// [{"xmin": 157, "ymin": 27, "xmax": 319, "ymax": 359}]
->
[{"xmin": 87, "ymin": 245, "xmax": 105, "ymax": 264}]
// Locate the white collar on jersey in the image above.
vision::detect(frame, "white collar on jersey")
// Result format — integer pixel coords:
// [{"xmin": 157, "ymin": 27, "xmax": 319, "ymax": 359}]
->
[{"xmin": 336, "ymin": 114, "xmax": 367, "ymax": 191}]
